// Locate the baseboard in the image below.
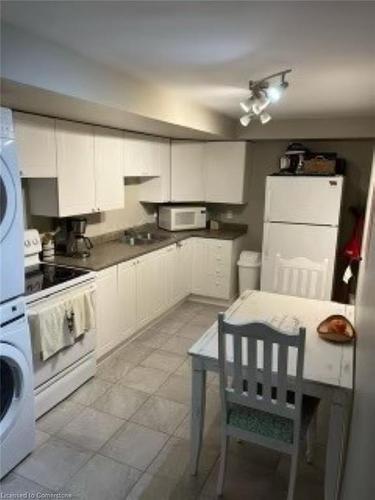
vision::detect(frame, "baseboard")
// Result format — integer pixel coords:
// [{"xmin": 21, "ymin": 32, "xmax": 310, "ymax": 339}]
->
[{"xmin": 188, "ymin": 294, "xmax": 236, "ymax": 308}]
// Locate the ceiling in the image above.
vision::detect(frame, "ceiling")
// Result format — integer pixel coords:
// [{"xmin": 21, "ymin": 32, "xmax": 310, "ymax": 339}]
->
[{"xmin": 2, "ymin": 1, "xmax": 375, "ymax": 121}]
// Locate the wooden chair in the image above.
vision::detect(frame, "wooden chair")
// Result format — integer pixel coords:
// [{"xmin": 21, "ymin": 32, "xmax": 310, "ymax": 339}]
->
[
  {"xmin": 273, "ymin": 254, "xmax": 329, "ymax": 300},
  {"xmin": 217, "ymin": 313, "xmax": 319, "ymax": 499}
]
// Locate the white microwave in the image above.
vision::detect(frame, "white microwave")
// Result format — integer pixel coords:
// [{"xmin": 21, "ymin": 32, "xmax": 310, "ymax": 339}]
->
[{"xmin": 158, "ymin": 206, "xmax": 207, "ymax": 231}]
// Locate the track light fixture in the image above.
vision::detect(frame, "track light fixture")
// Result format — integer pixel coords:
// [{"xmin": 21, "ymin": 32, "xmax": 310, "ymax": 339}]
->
[{"xmin": 240, "ymin": 69, "xmax": 291, "ymax": 126}]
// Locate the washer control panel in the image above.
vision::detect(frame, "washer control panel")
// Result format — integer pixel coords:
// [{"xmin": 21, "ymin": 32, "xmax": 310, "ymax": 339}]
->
[{"xmin": 0, "ymin": 107, "xmax": 15, "ymax": 140}]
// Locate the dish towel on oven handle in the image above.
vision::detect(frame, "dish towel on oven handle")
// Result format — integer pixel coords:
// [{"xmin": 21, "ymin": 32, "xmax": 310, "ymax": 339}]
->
[
  {"xmin": 29, "ymin": 289, "xmax": 95, "ymax": 361},
  {"xmin": 29, "ymin": 302, "xmax": 74, "ymax": 361},
  {"xmin": 70, "ymin": 290, "xmax": 95, "ymax": 339}
]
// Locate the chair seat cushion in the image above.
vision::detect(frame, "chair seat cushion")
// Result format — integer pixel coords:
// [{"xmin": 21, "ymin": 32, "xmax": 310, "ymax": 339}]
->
[{"xmin": 228, "ymin": 396, "xmax": 319, "ymax": 444}]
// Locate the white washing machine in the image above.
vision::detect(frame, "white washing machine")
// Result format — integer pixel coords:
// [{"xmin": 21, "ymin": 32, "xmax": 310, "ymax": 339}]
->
[
  {"xmin": 0, "ymin": 298, "xmax": 35, "ymax": 478},
  {"xmin": 0, "ymin": 107, "xmax": 35, "ymax": 478},
  {"xmin": 0, "ymin": 107, "xmax": 24, "ymax": 305}
]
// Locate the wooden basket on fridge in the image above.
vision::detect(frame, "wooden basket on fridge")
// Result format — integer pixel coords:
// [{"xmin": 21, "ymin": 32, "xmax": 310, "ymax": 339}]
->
[{"xmin": 303, "ymin": 155, "xmax": 336, "ymax": 175}]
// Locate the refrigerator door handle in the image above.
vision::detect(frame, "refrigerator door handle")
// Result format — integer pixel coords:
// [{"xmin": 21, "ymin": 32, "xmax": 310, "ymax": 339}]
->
[
  {"xmin": 263, "ymin": 223, "xmax": 270, "ymax": 258},
  {"xmin": 264, "ymin": 188, "xmax": 271, "ymax": 222}
]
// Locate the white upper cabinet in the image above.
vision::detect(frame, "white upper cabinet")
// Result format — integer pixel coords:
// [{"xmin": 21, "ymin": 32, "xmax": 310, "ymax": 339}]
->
[
  {"xmin": 141, "ymin": 140, "xmax": 249, "ymax": 204},
  {"xmin": 56, "ymin": 120, "xmax": 96, "ymax": 217},
  {"xmin": 14, "ymin": 112, "xmax": 57, "ymax": 178},
  {"xmin": 28, "ymin": 120, "xmax": 125, "ymax": 217},
  {"xmin": 94, "ymin": 127, "xmax": 124, "ymax": 212},
  {"xmin": 139, "ymin": 138, "xmax": 171, "ymax": 203},
  {"xmin": 123, "ymin": 132, "xmax": 161, "ymax": 177},
  {"xmin": 171, "ymin": 141, "xmax": 205, "ymax": 202},
  {"xmin": 204, "ymin": 142, "xmax": 248, "ymax": 204}
]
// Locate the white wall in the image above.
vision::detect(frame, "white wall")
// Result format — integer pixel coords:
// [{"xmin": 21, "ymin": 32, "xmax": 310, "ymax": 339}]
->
[
  {"xmin": 1, "ymin": 23, "xmax": 234, "ymax": 139},
  {"xmin": 342, "ymin": 148, "xmax": 375, "ymax": 500},
  {"xmin": 236, "ymin": 117, "xmax": 375, "ymax": 140}
]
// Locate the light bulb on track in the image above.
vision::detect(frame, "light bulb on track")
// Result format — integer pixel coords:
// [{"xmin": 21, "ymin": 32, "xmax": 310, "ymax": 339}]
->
[
  {"xmin": 240, "ymin": 98, "xmax": 251, "ymax": 113},
  {"xmin": 252, "ymin": 96, "xmax": 270, "ymax": 115},
  {"xmin": 240, "ymin": 113, "xmax": 253, "ymax": 127},
  {"xmin": 260, "ymin": 112, "xmax": 272, "ymax": 124},
  {"xmin": 238, "ymin": 69, "xmax": 291, "ymax": 126}
]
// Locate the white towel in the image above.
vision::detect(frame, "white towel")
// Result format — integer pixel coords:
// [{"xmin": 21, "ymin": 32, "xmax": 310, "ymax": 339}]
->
[
  {"xmin": 29, "ymin": 302, "xmax": 74, "ymax": 361},
  {"xmin": 70, "ymin": 290, "xmax": 95, "ymax": 339}
]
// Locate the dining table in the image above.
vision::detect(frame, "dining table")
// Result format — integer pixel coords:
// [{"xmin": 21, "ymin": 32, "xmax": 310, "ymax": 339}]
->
[{"xmin": 189, "ymin": 290, "xmax": 354, "ymax": 500}]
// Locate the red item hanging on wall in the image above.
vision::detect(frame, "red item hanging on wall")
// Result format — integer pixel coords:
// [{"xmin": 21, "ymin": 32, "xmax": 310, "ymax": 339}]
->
[{"xmin": 343, "ymin": 212, "xmax": 365, "ymax": 262}]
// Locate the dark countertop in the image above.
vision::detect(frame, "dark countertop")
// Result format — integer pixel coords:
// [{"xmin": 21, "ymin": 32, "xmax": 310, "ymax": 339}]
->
[{"xmin": 52, "ymin": 226, "xmax": 247, "ymax": 272}]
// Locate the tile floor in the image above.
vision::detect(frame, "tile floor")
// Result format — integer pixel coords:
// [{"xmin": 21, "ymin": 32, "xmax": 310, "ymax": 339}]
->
[{"xmin": 1, "ymin": 300, "xmax": 327, "ymax": 499}]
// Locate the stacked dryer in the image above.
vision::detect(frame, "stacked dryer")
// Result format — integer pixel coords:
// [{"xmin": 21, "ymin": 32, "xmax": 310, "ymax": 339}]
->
[{"xmin": 0, "ymin": 107, "xmax": 35, "ymax": 478}]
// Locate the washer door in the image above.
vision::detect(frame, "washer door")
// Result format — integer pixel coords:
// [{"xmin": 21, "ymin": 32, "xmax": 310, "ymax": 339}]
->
[
  {"xmin": 0, "ymin": 343, "xmax": 28, "ymax": 440},
  {"xmin": 0, "ymin": 154, "xmax": 17, "ymax": 244}
]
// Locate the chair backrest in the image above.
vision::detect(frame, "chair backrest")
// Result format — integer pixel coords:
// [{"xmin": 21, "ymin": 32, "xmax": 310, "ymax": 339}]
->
[
  {"xmin": 273, "ymin": 254, "xmax": 328, "ymax": 300},
  {"xmin": 218, "ymin": 313, "xmax": 306, "ymax": 422}
]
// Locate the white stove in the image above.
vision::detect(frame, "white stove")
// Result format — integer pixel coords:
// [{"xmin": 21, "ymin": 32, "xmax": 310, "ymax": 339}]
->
[
  {"xmin": 24, "ymin": 229, "xmax": 97, "ymax": 418},
  {"xmin": 24, "ymin": 229, "xmax": 96, "ymax": 303}
]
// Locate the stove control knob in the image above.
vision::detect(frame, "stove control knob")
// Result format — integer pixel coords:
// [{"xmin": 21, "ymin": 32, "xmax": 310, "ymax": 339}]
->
[
  {"xmin": 25, "ymin": 240, "xmax": 31, "ymax": 247},
  {"xmin": 32, "ymin": 238, "xmax": 39, "ymax": 245}
]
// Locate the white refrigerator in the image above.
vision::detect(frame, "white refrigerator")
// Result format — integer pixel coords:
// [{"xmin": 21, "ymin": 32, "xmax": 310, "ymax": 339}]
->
[{"xmin": 261, "ymin": 175, "xmax": 344, "ymax": 301}]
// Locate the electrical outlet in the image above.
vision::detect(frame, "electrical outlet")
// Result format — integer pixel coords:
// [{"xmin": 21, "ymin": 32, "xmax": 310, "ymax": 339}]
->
[{"xmin": 226, "ymin": 210, "xmax": 233, "ymax": 220}]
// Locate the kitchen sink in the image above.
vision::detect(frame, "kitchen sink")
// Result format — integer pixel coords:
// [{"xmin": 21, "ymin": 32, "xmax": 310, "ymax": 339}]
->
[{"xmin": 121, "ymin": 232, "xmax": 171, "ymax": 246}]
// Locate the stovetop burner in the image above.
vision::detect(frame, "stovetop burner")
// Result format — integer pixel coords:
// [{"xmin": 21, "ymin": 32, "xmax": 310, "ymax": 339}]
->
[{"xmin": 25, "ymin": 263, "xmax": 90, "ymax": 297}]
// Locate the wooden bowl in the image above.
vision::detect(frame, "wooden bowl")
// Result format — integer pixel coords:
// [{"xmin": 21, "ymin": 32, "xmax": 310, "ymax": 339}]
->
[{"xmin": 317, "ymin": 315, "xmax": 355, "ymax": 343}]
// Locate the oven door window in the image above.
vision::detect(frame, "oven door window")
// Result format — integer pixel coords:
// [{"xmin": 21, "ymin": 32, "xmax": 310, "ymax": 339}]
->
[{"xmin": 0, "ymin": 156, "xmax": 17, "ymax": 243}]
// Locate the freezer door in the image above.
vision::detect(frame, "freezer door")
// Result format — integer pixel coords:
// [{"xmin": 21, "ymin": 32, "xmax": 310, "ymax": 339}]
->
[
  {"xmin": 264, "ymin": 176, "xmax": 343, "ymax": 226},
  {"xmin": 261, "ymin": 222, "xmax": 338, "ymax": 300}
]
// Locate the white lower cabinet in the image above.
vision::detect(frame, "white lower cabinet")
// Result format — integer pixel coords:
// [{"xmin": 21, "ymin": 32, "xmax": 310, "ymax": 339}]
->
[
  {"xmin": 118, "ymin": 259, "xmax": 138, "ymax": 342},
  {"xmin": 96, "ymin": 236, "xmax": 243, "ymax": 358},
  {"xmin": 162, "ymin": 245, "xmax": 177, "ymax": 309},
  {"xmin": 136, "ymin": 249, "xmax": 165, "ymax": 329},
  {"xmin": 192, "ymin": 237, "xmax": 244, "ymax": 300},
  {"xmin": 191, "ymin": 238, "xmax": 208, "ymax": 297},
  {"xmin": 175, "ymin": 239, "xmax": 193, "ymax": 302},
  {"xmin": 95, "ymin": 266, "xmax": 121, "ymax": 359}
]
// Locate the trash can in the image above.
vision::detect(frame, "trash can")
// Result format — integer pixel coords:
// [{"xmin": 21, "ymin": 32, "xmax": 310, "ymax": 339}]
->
[{"xmin": 237, "ymin": 251, "xmax": 261, "ymax": 294}]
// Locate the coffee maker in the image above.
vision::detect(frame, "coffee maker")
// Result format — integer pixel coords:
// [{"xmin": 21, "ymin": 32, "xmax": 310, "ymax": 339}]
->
[{"xmin": 66, "ymin": 218, "xmax": 93, "ymax": 258}]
